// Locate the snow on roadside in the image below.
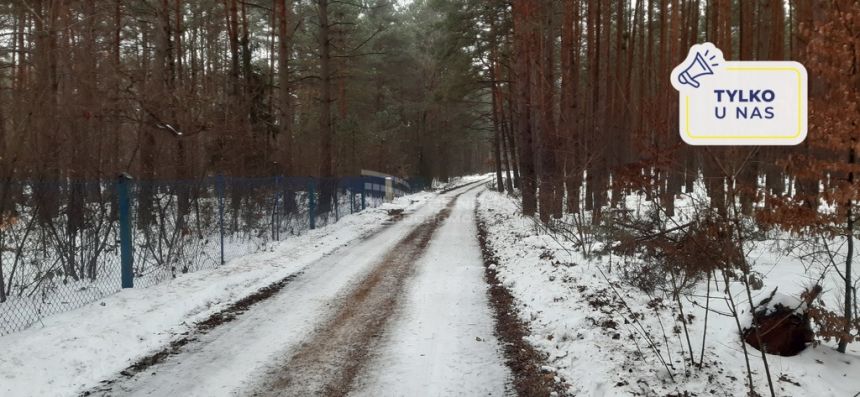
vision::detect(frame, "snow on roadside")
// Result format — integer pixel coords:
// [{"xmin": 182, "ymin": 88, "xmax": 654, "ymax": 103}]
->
[
  {"xmin": 434, "ymin": 174, "xmax": 493, "ymax": 191},
  {"xmin": 476, "ymin": 190, "xmax": 860, "ymax": 397},
  {"xmin": 0, "ymin": 192, "xmax": 434, "ymax": 397}
]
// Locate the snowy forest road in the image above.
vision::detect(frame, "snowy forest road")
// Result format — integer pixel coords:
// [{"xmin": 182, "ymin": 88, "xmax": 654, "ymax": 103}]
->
[{"xmin": 89, "ymin": 181, "xmax": 510, "ymax": 397}]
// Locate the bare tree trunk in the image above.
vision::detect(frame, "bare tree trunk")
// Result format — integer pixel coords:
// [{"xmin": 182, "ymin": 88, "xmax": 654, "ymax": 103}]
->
[
  {"xmin": 839, "ymin": 142, "xmax": 856, "ymax": 353},
  {"xmin": 14, "ymin": 3, "xmax": 27, "ymax": 92},
  {"xmin": 736, "ymin": 0, "xmax": 758, "ymax": 215},
  {"xmin": 704, "ymin": 0, "xmax": 729, "ymax": 217},
  {"xmin": 489, "ymin": 11, "xmax": 504, "ymax": 193},
  {"xmin": 277, "ymin": 0, "xmax": 293, "ymax": 177},
  {"xmin": 160, "ymin": 0, "xmax": 175, "ymax": 87},
  {"xmin": 764, "ymin": 0, "xmax": 786, "ymax": 198},
  {"xmin": 537, "ymin": 0, "xmax": 559, "ymax": 222},
  {"xmin": 32, "ymin": 0, "xmax": 61, "ymax": 223},
  {"xmin": 500, "ymin": 106, "xmax": 515, "ymax": 193},
  {"xmin": 562, "ymin": 0, "xmax": 581, "ymax": 214},
  {"xmin": 504, "ymin": 73, "xmax": 521, "ymax": 189},
  {"xmin": 740, "ymin": 0, "xmax": 754, "ymax": 59},
  {"xmin": 225, "ymin": 0, "xmax": 240, "ymax": 100},
  {"xmin": 585, "ymin": 0, "xmax": 598, "ymax": 213},
  {"xmin": 512, "ymin": 0, "xmax": 537, "ymax": 216},
  {"xmin": 240, "ymin": 0, "xmax": 255, "ymax": 125},
  {"xmin": 492, "ymin": 91, "xmax": 504, "ymax": 193},
  {"xmin": 317, "ymin": 0, "xmax": 334, "ymax": 213},
  {"xmin": 175, "ymin": 0, "xmax": 184, "ymax": 83}
]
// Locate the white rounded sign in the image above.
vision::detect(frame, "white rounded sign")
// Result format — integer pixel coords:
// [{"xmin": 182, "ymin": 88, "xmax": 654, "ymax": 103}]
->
[{"xmin": 671, "ymin": 43, "xmax": 808, "ymax": 146}]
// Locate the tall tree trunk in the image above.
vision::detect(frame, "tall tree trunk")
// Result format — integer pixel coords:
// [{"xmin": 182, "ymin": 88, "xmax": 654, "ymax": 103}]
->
[
  {"xmin": 764, "ymin": 0, "xmax": 786, "ymax": 197},
  {"xmin": 839, "ymin": 142, "xmax": 855, "ymax": 353},
  {"xmin": 240, "ymin": 0, "xmax": 255, "ymax": 125},
  {"xmin": 175, "ymin": 0, "xmax": 184, "ymax": 83},
  {"xmin": 663, "ymin": 0, "xmax": 683, "ymax": 217},
  {"xmin": 703, "ymin": 0, "xmax": 729, "ymax": 217},
  {"xmin": 500, "ymin": 103, "xmax": 515, "ymax": 194},
  {"xmin": 317, "ymin": 0, "xmax": 334, "ymax": 213},
  {"xmin": 32, "ymin": 0, "xmax": 61, "ymax": 223},
  {"xmin": 736, "ymin": 0, "xmax": 758, "ymax": 214},
  {"xmin": 504, "ymin": 72, "xmax": 521, "ymax": 189},
  {"xmin": 740, "ymin": 0, "xmax": 755, "ymax": 60},
  {"xmin": 512, "ymin": 0, "xmax": 537, "ymax": 216},
  {"xmin": 227, "ymin": 0, "xmax": 240, "ymax": 98},
  {"xmin": 585, "ymin": 0, "xmax": 598, "ymax": 213},
  {"xmin": 537, "ymin": 0, "xmax": 559, "ymax": 222},
  {"xmin": 15, "ymin": 3, "xmax": 27, "ymax": 92},
  {"xmin": 792, "ymin": 0, "xmax": 818, "ymax": 208},
  {"xmin": 160, "ymin": 0, "xmax": 175, "ymax": 88},
  {"xmin": 277, "ymin": 0, "xmax": 293, "ymax": 178},
  {"xmin": 488, "ymin": 10, "xmax": 504, "ymax": 193},
  {"xmin": 562, "ymin": 0, "xmax": 581, "ymax": 214},
  {"xmin": 112, "ymin": 0, "xmax": 123, "ymax": 177}
]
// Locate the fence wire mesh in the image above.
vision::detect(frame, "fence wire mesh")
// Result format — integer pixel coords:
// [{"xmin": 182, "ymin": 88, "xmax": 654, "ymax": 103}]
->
[{"xmin": 0, "ymin": 175, "xmax": 423, "ymax": 335}]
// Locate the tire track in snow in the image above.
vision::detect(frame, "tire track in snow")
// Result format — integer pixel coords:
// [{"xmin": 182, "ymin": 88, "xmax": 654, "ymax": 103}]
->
[
  {"xmin": 349, "ymin": 185, "xmax": 510, "ymax": 397},
  {"xmin": 252, "ymin": 192, "xmax": 467, "ymax": 397}
]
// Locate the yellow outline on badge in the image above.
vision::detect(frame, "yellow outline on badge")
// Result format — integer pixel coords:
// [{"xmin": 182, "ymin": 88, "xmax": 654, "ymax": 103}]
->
[{"xmin": 684, "ymin": 67, "xmax": 804, "ymax": 140}]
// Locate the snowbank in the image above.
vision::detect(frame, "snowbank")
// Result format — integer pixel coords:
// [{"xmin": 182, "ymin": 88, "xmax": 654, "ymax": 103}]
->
[{"xmin": 476, "ymin": 190, "xmax": 860, "ymax": 396}]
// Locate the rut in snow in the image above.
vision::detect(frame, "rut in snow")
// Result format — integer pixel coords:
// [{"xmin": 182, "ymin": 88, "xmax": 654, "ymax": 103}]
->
[{"xmin": 252, "ymin": 196, "xmax": 459, "ymax": 396}]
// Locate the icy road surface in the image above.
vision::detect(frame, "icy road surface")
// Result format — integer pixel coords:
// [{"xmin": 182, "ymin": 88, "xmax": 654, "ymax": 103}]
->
[{"xmin": 93, "ymin": 181, "xmax": 510, "ymax": 396}]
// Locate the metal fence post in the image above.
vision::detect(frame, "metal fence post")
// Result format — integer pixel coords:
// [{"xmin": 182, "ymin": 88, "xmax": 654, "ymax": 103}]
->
[
  {"xmin": 360, "ymin": 181, "xmax": 366, "ymax": 211},
  {"xmin": 350, "ymin": 188, "xmax": 355, "ymax": 214},
  {"xmin": 334, "ymin": 182, "xmax": 339, "ymax": 222},
  {"xmin": 216, "ymin": 174, "xmax": 225, "ymax": 265},
  {"xmin": 117, "ymin": 174, "xmax": 134, "ymax": 289},
  {"xmin": 308, "ymin": 180, "xmax": 316, "ymax": 230}
]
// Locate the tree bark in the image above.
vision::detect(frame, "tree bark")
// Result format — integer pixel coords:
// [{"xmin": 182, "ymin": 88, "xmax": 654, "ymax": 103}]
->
[
  {"xmin": 562, "ymin": 0, "xmax": 581, "ymax": 214},
  {"xmin": 227, "ymin": 0, "xmax": 241, "ymax": 98},
  {"xmin": 489, "ymin": 10, "xmax": 504, "ymax": 193},
  {"xmin": 537, "ymin": 0, "xmax": 559, "ymax": 222},
  {"xmin": 839, "ymin": 142, "xmax": 855, "ymax": 353},
  {"xmin": 277, "ymin": 0, "xmax": 293, "ymax": 177},
  {"xmin": 317, "ymin": 0, "xmax": 335, "ymax": 213},
  {"xmin": 512, "ymin": 0, "xmax": 537, "ymax": 216}
]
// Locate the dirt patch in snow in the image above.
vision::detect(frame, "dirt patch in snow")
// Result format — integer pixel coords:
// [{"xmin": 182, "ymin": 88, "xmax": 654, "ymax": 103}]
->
[
  {"xmin": 254, "ymin": 198, "xmax": 460, "ymax": 396},
  {"xmin": 474, "ymin": 193, "xmax": 571, "ymax": 397}
]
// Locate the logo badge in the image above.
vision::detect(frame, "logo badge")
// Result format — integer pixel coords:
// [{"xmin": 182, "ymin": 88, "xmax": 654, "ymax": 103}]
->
[{"xmin": 671, "ymin": 43, "xmax": 808, "ymax": 146}]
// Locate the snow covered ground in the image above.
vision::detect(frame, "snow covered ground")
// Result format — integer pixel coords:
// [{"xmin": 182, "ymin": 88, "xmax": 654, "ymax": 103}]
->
[
  {"xmin": 0, "ymin": 177, "xmax": 511, "ymax": 397},
  {"xmin": 476, "ymin": 189, "xmax": 860, "ymax": 397},
  {"xmin": 352, "ymin": 187, "xmax": 510, "ymax": 396},
  {"xmin": 8, "ymin": 174, "xmax": 852, "ymax": 397},
  {"xmin": 0, "ymin": 191, "xmax": 435, "ymax": 397}
]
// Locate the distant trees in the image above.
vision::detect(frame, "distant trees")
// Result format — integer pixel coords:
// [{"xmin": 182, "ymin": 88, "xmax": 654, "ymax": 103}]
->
[
  {"xmin": 471, "ymin": 0, "xmax": 854, "ymax": 228},
  {"xmin": 0, "ymin": 0, "xmax": 488, "ymax": 200},
  {"xmin": 0, "ymin": 0, "xmax": 495, "ymax": 317}
]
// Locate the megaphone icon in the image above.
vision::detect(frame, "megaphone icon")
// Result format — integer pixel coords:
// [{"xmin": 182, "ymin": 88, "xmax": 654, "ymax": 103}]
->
[{"xmin": 677, "ymin": 50, "xmax": 719, "ymax": 88}]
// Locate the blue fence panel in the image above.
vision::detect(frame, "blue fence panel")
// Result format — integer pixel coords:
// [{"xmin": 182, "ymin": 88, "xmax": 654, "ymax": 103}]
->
[{"xmin": 0, "ymin": 174, "xmax": 415, "ymax": 335}]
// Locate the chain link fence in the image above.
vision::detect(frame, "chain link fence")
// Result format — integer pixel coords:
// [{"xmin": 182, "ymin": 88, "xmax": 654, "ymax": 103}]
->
[{"xmin": 0, "ymin": 175, "xmax": 424, "ymax": 335}]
